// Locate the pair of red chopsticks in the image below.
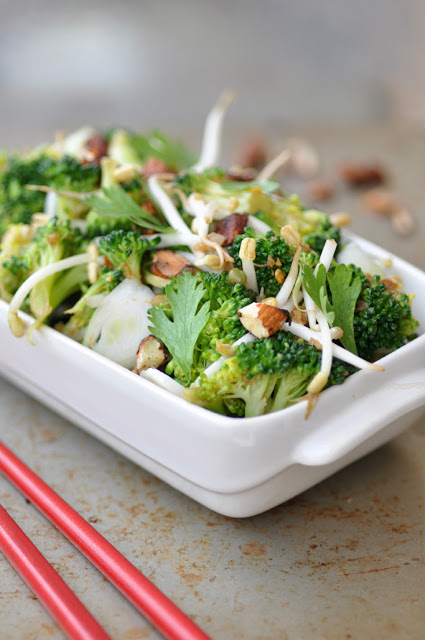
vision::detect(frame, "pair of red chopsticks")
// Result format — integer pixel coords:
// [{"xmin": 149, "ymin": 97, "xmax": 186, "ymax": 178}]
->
[{"xmin": 0, "ymin": 441, "xmax": 211, "ymax": 640}]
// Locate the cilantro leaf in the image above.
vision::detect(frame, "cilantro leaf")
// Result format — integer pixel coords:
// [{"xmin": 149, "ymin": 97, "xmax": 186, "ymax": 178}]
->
[
  {"xmin": 148, "ymin": 271, "xmax": 211, "ymax": 386},
  {"xmin": 85, "ymin": 186, "xmax": 168, "ymax": 232},
  {"xmin": 129, "ymin": 130, "xmax": 198, "ymax": 171},
  {"xmin": 327, "ymin": 264, "xmax": 362, "ymax": 354},
  {"xmin": 303, "ymin": 263, "xmax": 362, "ymax": 354},
  {"xmin": 303, "ymin": 264, "xmax": 335, "ymax": 325}
]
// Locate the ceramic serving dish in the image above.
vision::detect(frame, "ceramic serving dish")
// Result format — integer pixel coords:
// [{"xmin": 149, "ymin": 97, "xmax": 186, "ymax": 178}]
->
[{"xmin": 1, "ymin": 232, "xmax": 425, "ymax": 517}]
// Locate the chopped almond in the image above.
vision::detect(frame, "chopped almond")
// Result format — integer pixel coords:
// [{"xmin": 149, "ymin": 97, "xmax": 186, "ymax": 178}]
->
[
  {"xmin": 151, "ymin": 250, "xmax": 192, "ymax": 279},
  {"xmin": 81, "ymin": 135, "xmax": 108, "ymax": 164},
  {"xmin": 291, "ymin": 308, "xmax": 308, "ymax": 325},
  {"xmin": 215, "ymin": 213, "xmax": 249, "ymax": 247},
  {"xmin": 136, "ymin": 336, "xmax": 169, "ymax": 373},
  {"xmin": 238, "ymin": 303, "xmax": 290, "ymax": 338},
  {"xmin": 142, "ymin": 157, "xmax": 172, "ymax": 178},
  {"xmin": 339, "ymin": 162, "xmax": 386, "ymax": 188}
]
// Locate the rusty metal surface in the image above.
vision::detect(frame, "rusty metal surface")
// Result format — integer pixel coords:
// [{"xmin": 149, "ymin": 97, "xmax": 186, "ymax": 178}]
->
[{"xmin": 1, "ymin": 128, "xmax": 425, "ymax": 639}]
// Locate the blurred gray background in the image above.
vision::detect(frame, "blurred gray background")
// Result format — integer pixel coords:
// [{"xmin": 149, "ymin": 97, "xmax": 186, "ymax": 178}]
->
[{"xmin": 1, "ymin": 0, "xmax": 425, "ymax": 149}]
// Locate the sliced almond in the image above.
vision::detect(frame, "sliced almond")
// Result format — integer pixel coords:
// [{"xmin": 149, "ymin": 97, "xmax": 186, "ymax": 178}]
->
[
  {"xmin": 215, "ymin": 213, "xmax": 249, "ymax": 247},
  {"xmin": 142, "ymin": 157, "xmax": 172, "ymax": 178},
  {"xmin": 238, "ymin": 302, "xmax": 290, "ymax": 338},
  {"xmin": 136, "ymin": 335, "xmax": 169, "ymax": 373},
  {"xmin": 151, "ymin": 250, "xmax": 192, "ymax": 279}
]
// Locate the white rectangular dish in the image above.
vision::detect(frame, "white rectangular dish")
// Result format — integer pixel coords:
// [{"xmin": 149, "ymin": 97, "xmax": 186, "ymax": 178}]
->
[{"xmin": 1, "ymin": 232, "xmax": 425, "ymax": 517}]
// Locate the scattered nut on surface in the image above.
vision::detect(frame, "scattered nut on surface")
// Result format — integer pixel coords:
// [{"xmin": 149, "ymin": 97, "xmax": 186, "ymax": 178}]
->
[
  {"xmin": 362, "ymin": 188, "xmax": 397, "ymax": 215},
  {"xmin": 306, "ymin": 178, "xmax": 335, "ymax": 202},
  {"xmin": 215, "ymin": 213, "xmax": 249, "ymax": 247},
  {"xmin": 151, "ymin": 250, "xmax": 192, "ymax": 279},
  {"xmin": 235, "ymin": 135, "xmax": 269, "ymax": 170},
  {"xmin": 391, "ymin": 207, "xmax": 415, "ymax": 236},
  {"xmin": 339, "ymin": 162, "xmax": 386, "ymax": 188},
  {"xmin": 288, "ymin": 138, "xmax": 320, "ymax": 178},
  {"xmin": 238, "ymin": 303, "xmax": 290, "ymax": 338},
  {"xmin": 329, "ymin": 212, "xmax": 352, "ymax": 227},
  {"xmin": 136, "ymin": 336, "xmax": 169, "ymax": 373}
]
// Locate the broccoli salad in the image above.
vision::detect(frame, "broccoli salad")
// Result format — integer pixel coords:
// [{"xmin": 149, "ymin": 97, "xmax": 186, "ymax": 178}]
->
[{"xmin": 0, "ymin": 93, "xmax": 419, "ymax": 418}]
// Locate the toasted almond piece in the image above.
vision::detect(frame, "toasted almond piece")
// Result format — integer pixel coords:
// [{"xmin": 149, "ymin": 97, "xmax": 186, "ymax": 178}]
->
[
  {"xmin": 216, "ymin": 340, "xmax": 236, "ymax": 357},
  {"xmin": 262, "ymin": 297, "xmax": 278, "ymax": 307},
  {"xmin": 391, "ymin": 207, "xmax": 415, "ymax": 236},
  {"xmin": 329, "ymin": 212, "xmax": 352, "ymax": 227},
  {"xmin": 309, "ymin": 337, "xmax": 323, "ymax": 350},
  {"xmin": 142, "ymin": 157, "xmax": 173, "ymax": 178},
  {"xmin": 235, "ymin": 135, "xmax": 268, "ymax": 170},
  {"xmin": 113, "ymin": 165, "xmax": 138, "ymax": 183},
  {"xmin": 136, "ymin": 335, "xmax": 169, "ymax": 374},
  {"xmin": 215, "ymin": 213, "xmax": 249, "ymax": 247},
  {"xmin": 195, "ymin": 254, "xmax": 222, "ymax": 269},
  {"xmin": 238, "ymin": 302, "xmax": 290, "ymax": 338},
  {"xmin": 151, "ymin": 249, "xmax": 192, "ymax": 279},
  {"xmin": 307, "ymin": 178, "xmax": 335, "ymax": 201},
  {"xmin": 339, "ymin": 162, "xmax": 386, "ymax": 188},
  {"xmin": 280, "ymin": 225, "xmax": 301, "ymax": 248},
  {"xmin": 291, "ymin": 308, "xmax": 308, "ymax": 325},
  {"xmin": 362, "ymin": 188, "xmax": 397, "ymax": 215},
  {"xmin": 275, "ymin": 268, "xmax": 285, "ymax": 285},
  {"xmin": 81, "ymin": 134, "xmax": 108, "ymax": 165},
  {"xmin": 151, "ymin": 294, "xmax": 169, "ymax": 307}
]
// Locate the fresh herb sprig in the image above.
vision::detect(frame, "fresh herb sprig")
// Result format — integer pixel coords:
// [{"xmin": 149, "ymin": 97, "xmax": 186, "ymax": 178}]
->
[
  {"xmin": 148, "ymin": 271, "xmax": 211, "ymax": 386},
  {"xmin": 303, "ymin": 263, "xmax": 362, "ymax": 354},
  {"xmin": 85, "ymin": 186, "xmax": 168, "ymax": 232}
]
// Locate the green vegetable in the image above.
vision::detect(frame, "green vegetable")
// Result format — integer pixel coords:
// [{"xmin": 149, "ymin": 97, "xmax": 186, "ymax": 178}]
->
[
  {"xmin": 193, "ymin": 271, "xmax": 256, "ymax": 372},
  {"xmin": 303, "ymin": 263, "xmax": 362, "ymax": 354},
  {"xmin": 0, "ymin": 153, "xmax": 101, "ymax": 236},
  {"xmin": 148, "ymin": 271, "xmax": 211, "ymax": 386},
  {"xmin": 85, "ymin": 186, "xmax": 168, "ymax": 233},
  {"xmin": 17, "ymin": 218, "xmax": 89, "ymax": 325},
  {"xmin": 229, "ymin": 228, "xmax": 306, "ymax": 298},
  {"xmin": 130, "ymin": 130, "xmax": 197, "ymax": 171},
  {"xmin": 351, "ymin": 268, "xmax": 418, "ymax": 361},
  {"xmin": 98, "ymin": 230, "xmax": 160, "ymax": 282},
  {"xmin": 189, "ymin": 333, "xmax": 354, "ymax": 417}
]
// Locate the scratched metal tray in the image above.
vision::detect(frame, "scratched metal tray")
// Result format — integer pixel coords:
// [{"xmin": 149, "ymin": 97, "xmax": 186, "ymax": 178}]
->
[{"xmin": 1, "ymin": 232, "xmax": 425, "ymax": 517}]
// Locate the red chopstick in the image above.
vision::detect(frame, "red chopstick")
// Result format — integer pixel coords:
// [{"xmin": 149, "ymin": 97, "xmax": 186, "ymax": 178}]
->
[
  {"xmin": 0, "ymin": 504, "xmax": 112, "ymax": 640},
  {"xmin": 0, "ymin": 441, "xmax": 211, "ymax": 640}
]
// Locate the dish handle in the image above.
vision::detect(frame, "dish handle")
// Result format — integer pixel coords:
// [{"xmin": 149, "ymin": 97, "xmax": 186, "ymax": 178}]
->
[{"xmin": 291, "ymin": 380, "xmax": 425, "ymax": 467}]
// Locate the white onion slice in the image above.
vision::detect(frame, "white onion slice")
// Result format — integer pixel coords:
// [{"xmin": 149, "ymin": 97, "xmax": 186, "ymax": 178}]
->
[{"xmin": 83, "ymin": 279, "xmax": 154, "ymax": 369}]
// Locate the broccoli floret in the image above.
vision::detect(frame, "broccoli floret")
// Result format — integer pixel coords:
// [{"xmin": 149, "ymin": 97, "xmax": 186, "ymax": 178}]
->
[
  {"xmin": 98, "ymin": 230, "xmax": 160, "ymax": 282},
  {"xmin": 228, "ymin": 228, "xmax": 298, "ymax": 297},
  {"xmin": 302, "ymin": 211, "xmax": 340, "ymax": 254},
  {"xmin": 189, "ymin": 333, "xmax": 354, "ymax": 417},
  {"xmin": 194, "ymin": 271, "xmax": 256, "ymax": 367},
  {"xmin": 0, "ymin": 223, "xmax": 34, "ymax": 300},
  {"xmin": 0, "ymin": 153, "xmax": 101, "ymax": 235},
  {"xmin": 86, "ymin": 209, "xmax": 133, "ymax": 237},
  {"xmin": 15, "ymin": 218, "xmax": 89, "ymax": 324},
  {"xmin": 350, "ymin": 267, "xmax": 418, "ymax": 361}
]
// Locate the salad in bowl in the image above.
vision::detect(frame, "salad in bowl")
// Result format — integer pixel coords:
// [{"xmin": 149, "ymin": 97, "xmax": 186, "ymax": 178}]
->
[{"xmin": 0, "ymin": 93, "xmax": 419, "ymax": 422}]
